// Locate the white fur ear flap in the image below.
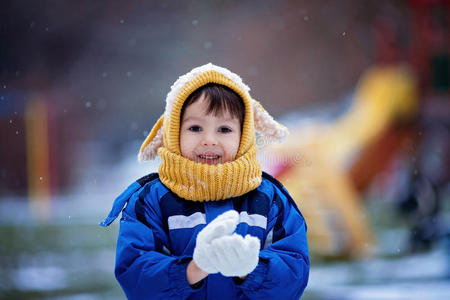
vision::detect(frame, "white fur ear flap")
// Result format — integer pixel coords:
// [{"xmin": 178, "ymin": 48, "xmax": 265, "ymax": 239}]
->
[
  {"xmin": 252, "ymin": 99, "xmax": 289, "ymax": 143},
  {"xmin": 138, "ymin": 115, "xmax": 164, "ymax": 162}
]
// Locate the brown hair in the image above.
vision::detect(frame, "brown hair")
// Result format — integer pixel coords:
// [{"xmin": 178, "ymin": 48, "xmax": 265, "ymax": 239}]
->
[{"xmin": 180, "ymin": 83, "xmax": 245, "ymax": 127}]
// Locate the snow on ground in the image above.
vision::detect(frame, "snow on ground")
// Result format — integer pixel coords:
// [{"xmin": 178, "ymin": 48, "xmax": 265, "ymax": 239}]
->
[{"xmin": 308, "ymin": 245, "xmax": 450, "ymax": 299}]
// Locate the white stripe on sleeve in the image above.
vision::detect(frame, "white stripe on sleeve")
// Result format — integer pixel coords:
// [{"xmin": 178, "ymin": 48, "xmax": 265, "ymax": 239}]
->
[
  {"xmin": 167, "ymin": 211, "xmax": 267, "ymax": 230},
  {"xmin": 239, "ymin": 211, "xmax": 267, "ymax": 230},
  {"xmin": 168, "ymin": 212, "xmax": 206, "ymax": 230}
]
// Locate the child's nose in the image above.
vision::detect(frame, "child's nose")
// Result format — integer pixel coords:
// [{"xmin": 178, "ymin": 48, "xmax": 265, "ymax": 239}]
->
[{"xmin": 201, "ymin": 132, "xmax": 217, "ymax": 146}]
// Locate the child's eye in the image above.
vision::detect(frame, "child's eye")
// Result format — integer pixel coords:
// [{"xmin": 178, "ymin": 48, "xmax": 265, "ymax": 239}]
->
[
  {"xmin": 188, "ymin": 126, "xmax": 202, "ymax": 132},
  {"xmin": 218, "ymin": 127, "xmax": 232, "ymax": 133}
]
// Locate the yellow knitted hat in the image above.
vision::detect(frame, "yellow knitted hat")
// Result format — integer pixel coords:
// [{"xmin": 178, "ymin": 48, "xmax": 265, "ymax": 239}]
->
[{"xmin": 138, "ymin": 63, "xmax": 288, "ymax": 201}]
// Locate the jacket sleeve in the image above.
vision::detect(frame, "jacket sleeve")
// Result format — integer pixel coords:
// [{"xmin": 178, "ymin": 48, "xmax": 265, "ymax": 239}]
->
[
  {"xmin": 236, "ymin": 184, "xmax": 310, "ymax": 300},
  {"xmin": 114, "ymin": 184, "xmax": 203, "ymax": 299}
]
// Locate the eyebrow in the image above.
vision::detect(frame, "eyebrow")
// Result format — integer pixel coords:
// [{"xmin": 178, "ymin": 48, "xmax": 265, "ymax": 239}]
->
[{"xmin": 181, "ymin": 116, "xmax": 202, "ymax": 123}]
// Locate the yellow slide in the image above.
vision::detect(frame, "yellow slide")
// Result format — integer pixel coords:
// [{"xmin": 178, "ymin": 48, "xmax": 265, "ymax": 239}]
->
[{"xmin": 264, "ymin": 64, "xmax": 418, "ymax": 258}]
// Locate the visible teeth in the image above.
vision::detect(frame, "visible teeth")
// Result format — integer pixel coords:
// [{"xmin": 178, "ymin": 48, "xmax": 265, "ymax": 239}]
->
[{"xmin": 200, "ymin": 155, "xmax": 219, "ymax": 159}]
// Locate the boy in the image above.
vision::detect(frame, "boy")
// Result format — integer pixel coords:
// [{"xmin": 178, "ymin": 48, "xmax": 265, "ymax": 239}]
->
[{"xmin": 101, "ymin": 63, "xmax": 309, "ymax": 299}]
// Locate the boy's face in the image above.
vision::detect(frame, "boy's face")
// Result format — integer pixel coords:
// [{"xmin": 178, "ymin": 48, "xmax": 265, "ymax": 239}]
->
[{"xmin": 180, "ymin": 94, "xmax": 241, "ymax": 165}]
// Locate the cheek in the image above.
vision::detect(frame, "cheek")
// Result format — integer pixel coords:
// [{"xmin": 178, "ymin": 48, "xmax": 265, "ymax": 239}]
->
[
  {"xmin": 179, "ymin": 132, "xmax": 192, "ymax": 156},
  {"xmin": 180, "ymin": 132, "xmax": 202, "ymax": 159},
  {"xmin": 226, "ymin": 135, "xmax": 241, "ymax": 158}
]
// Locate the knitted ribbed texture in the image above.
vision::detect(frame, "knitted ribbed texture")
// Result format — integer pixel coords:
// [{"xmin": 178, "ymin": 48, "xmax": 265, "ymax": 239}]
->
[
  {"xmin": 158, "ymin": 145, "xmax": 262, "ymax": 201},
  {"xmin": 137, "ymin": 63, "xmax": 291, "ymax": 201}
]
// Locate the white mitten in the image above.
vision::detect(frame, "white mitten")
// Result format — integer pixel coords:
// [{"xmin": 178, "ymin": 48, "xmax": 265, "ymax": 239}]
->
[
  {"xmin": 210, "ymin": 233, "xmax": 260, "ymax": 277},
  {"xmin": 193, "ymin": 210, "xmax": 239, "ymax": 274}
]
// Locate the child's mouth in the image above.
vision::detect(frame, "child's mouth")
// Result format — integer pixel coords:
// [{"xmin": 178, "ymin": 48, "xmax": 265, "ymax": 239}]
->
[{"xmin": 197, "ymin": 154, "xmax": 221, "ymax": 164}]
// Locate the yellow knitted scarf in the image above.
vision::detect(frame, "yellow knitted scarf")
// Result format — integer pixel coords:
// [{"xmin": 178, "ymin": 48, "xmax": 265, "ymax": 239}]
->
[
  {"xmin": 138, "ymin": 63, "xmax": 288, "ymax": 202},
  {"xmin": 158, "ymin": 145, "xmax": 261, "ymax": 201}
]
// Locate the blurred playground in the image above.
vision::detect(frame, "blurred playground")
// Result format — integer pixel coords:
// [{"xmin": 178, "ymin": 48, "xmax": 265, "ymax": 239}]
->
[{"xmin": 0, "ymin": 0, "xmax": 449, "ymax": 299}]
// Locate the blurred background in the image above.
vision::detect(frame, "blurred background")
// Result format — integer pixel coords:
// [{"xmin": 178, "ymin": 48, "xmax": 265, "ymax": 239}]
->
[{"xmin": 0, "ymin": 0, "xmax": 448, "ymax": 299}]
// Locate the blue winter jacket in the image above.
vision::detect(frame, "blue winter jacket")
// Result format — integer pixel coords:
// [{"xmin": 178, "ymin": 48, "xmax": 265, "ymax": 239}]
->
[{"xmin": 100, "ymin": 172, "xmax": 309, "ymax": 299}]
